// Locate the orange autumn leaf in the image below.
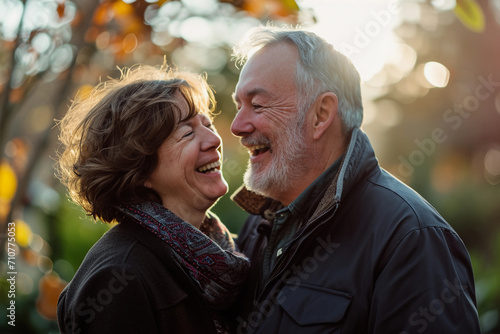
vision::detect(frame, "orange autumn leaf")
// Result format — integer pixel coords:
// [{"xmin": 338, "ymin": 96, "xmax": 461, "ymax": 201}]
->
[
  {"xmin": 114, "ymin": 14, "xmax": 143, "ymax": 35},
  {"xmin": 274, "ymin": 0, "xmax": 299, "ymax": 17},
  {"xmin": 242, "ymin": 0, "xmax": 267, "ymax": 17},
  {"xmin": 124, "ymin": 20, "xmax": 144, "ymax": 35},
  {"xmin": 111, "ymin": 0, "xmax": 134, "ymax": 17},
  {"xmin": 122, "ymin": 33, "xmax": 138, "ymax": 53},
  {"xmin": 242, "ymin": 0, "xmax": 299, "ymax": 19},
  {"xmin": 70, "ymin": 8, "xmax": 83, "ymax": 27},
  {"xmin": 22, "ymin": 248, "xmax": 39, "ymax": 266},
  {"xmin": 9, "ymin": 87, "xmax": 25, "ymax": 103},
  {"xmin": 93, "ymin": 3, "xmax": 112, "ymax": 26},
  {"xmin": 36, "ymin": 274, "xmax": 67, "ymax": 320},
  {"xmin": 84, "ymin": 26, "xmax": 100, "ymax": 43},
  {"xmin": 75, "ymin": 84, "xmax": 94, "ymax": 100},
  {"xmin": 0, "ymin": 201, "xmax": 9, "ymax": 220},
  {"xmin": 57, "ymin": 2, "xmax": 66, "ymax": 19}
]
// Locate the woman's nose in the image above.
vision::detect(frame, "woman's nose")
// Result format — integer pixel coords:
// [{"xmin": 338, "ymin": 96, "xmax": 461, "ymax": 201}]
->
[{"xmin": 201, "ymin": 127, "xmax": 222, "ymax": 152}]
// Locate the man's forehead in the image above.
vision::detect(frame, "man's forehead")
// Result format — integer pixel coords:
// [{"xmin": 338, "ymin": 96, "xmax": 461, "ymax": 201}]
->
[
  {"xmin": 232, "ymin": 44, "xmax": 297, "ymax": 102},
  {"xmin": 233, "ymin": 85, "xmax": 270, "ymax": 102}
]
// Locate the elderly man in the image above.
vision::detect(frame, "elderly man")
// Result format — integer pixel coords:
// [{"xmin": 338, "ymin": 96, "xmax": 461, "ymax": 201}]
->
[{"xmin": 230, "ymin": 26, "xmax": 480, "ymax": 334}]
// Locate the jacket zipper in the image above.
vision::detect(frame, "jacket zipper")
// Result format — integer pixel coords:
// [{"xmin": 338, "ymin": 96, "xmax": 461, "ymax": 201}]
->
[
  {"xmin": 256, "ymin": 201, "xmax": 340, "ymax": 302},
  {"xmin": 254, "ymin": 237, "xmax": 266, "ymax": 298}
]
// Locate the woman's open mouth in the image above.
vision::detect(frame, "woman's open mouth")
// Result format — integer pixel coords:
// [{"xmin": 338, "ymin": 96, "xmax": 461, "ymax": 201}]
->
[{"xmin": 196, "ymin": 160, "xmax": 221, "ymax": 174}]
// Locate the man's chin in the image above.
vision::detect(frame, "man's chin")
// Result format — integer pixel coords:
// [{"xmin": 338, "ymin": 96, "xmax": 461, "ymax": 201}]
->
[{"xmin": 244, "ymin": 170, "xmax": 273, "ymax": 197}]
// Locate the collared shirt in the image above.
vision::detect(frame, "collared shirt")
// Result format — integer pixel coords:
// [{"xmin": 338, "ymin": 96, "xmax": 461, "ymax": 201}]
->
[{"xmin": 261, "ymin": 155, "xmax": 343, "ymax": 283}]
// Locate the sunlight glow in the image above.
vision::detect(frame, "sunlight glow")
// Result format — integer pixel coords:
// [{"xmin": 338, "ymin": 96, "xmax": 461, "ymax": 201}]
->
[
  {"xmin": 32, "ymin": 32, "xmax": 52, "ymax": 53},
  {"xmin": 485, "ymin": 147, "xmax": 500, "ymax": 177},
  {"xmin": 431, "ymin": 0, "xmax": 457, "ymax": 11},
  {"xmin": 182, "ymin": 0, "xmax": 218, "ymax": 15},
  {"xmin": 301, "ymin": 0, "xmax": 402, "ymax": 81},
  {"xmin": 180, "ymin": 16, "xmax": 215, "ymax": 45},
  {"xmin": 0, "ymin": 0, "xmax": 24, "ymax": 41},
  {"xmin": 423, "ymin": 61, "xmax": 450, "ymax": 88}
]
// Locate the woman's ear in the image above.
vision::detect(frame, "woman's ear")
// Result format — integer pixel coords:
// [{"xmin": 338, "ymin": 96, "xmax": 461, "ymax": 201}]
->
[
  {"xmin": 144, "ymin": 179, "xmax": 153, "ymax": 189},
  {"xmin": 312, "ymin": 92, "xmax": 338, "ymax": 140}
]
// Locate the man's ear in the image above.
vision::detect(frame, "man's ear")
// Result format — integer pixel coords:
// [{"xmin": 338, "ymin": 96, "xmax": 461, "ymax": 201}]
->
[{"xmin": 312, "ymin": 92, "xmax": 338, "ymax": 140}]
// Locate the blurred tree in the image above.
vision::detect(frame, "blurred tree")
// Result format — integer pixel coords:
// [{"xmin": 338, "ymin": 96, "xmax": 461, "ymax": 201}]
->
[
  {"xmin": 361, "ymin": 0, "xmax": 500, "ymax": 331},
  {"xmin": 3, "ymin": 0, "xmax": 498, "ymax": 333},
  {"xmin": 0, "ymin": 0, "xmax": 300, "ymax": 331}
]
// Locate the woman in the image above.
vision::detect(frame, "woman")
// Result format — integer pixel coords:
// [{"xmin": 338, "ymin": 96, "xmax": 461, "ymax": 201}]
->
[{"xmin": 56, "ymin": 64, "xmax": 249, "ymax": 333}]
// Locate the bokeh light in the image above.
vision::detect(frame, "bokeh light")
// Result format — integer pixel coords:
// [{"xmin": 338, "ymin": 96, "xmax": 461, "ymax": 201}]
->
[
  {"xmin": 423, "ymin": 61, "xmax": 450, "ymax": 87},
  {"xmin": 0, "ymin": 0, "xmax": 24, "ymax": 41},
  {"xmin": 0, "ymin": 160, "xmax": 17, "ymax": 202},
  {"xmin": 303, "ymin": 0, "xmax": 403, "ymax": 81},
  {"xmin": 484, "ymin": 146, "xmax": 500, "ymax": 183},
  {"xmin": 14, "ymin": 219, "xmax": 32, "ymax": 247},
  {"xmin": 1, "ymin": 0, "xmax": 500, "ymax": 332}
]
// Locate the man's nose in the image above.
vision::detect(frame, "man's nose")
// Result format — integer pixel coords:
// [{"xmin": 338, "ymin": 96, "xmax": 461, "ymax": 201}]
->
[{"xmin": 231, "ymin": 107, "xmax": 255, "ymax": 137}]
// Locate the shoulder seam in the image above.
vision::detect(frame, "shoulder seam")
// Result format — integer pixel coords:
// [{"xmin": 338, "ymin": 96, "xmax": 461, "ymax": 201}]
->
[
  {"xmin": 366, "ymin": 178, "xmax": 423, "ymax": 228},
  {"xmin": 377, "ymin": 225, "xmax": 458, "ymax": 279}
]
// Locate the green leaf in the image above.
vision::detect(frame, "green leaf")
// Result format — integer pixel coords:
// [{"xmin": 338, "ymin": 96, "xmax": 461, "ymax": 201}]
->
[{"xmin": 454, "ymin": 0, "xmax": 485, "ymax": 33}]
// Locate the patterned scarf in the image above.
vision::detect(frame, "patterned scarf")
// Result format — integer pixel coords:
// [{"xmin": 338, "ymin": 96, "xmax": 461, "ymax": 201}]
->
[{"xmin": 116, "ymin": 202, "xmax": 250, "ymax": 310}]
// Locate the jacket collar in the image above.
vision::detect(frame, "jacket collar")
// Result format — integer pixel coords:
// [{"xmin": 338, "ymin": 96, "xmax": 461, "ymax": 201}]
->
[{"xmin": 231, "ymin": 128, "xmax": 379, "ymax": 221}]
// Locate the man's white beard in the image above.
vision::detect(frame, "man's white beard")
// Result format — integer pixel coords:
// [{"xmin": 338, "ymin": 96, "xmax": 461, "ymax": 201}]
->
[{"xmin": 244, "ymin": 114, "xmax": 309, "ymax": 200}]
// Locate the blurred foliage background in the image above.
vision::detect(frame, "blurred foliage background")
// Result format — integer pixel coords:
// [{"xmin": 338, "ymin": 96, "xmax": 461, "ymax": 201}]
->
[{"xmin": 0, "ymin": 0, "xmax": 499, "ymax": 332}]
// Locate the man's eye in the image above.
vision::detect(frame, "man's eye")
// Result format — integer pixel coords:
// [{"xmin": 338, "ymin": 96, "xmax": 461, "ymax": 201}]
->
[{"xmin": 253, "ymin": 104, "xmax": 262, "ymax": 109}]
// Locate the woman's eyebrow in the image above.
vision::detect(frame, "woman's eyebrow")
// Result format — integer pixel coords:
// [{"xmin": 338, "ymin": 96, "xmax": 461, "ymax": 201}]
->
[{"xmin": 177, "ymin": 118, "xmax": 194, "ymax": 128}]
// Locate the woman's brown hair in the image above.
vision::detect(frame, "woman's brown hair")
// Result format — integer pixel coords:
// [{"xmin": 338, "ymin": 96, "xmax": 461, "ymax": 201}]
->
[{"xmin": 57, "ymin": 64, "xmax": 216, "ymax": 223}]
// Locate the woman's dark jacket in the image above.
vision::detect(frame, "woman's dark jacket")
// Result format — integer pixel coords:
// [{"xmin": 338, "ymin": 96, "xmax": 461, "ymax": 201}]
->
[
  {"xmin": 57, "ymin": 219, "xmax": 224, "ymax": 334},
  {"xmin": 232, "ymin": 128, "xmax": 480, "ymax": 334}
]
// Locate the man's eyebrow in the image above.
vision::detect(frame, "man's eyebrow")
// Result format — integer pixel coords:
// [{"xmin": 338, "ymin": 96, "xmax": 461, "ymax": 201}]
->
[{"xmin": 232, "ymin": 87, "xmax": 269, "ymax": 103}]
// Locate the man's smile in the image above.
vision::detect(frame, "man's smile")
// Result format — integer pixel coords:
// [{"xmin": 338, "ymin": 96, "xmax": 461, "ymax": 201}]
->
[{"xmin": 248, "ymin": 144, "xmax": 270, "ymax": 157}]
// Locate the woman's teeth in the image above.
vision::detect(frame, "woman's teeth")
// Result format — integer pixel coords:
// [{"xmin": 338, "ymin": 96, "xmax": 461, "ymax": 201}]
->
[{"xmin": 197, "ymin": 160, "xmax": 221, "ymax": 173}]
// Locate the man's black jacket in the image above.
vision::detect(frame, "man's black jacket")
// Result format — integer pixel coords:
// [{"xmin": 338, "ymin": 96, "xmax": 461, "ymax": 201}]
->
[{"xmin": 233, "ymin": 128, "xmax": 480, "ymax": 334}]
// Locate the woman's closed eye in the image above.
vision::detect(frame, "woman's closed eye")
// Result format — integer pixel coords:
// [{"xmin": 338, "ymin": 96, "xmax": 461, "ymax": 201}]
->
[
  {"xmin": 182, "ymin": 130, "xmax": 194, "ymax": 138},
  {"xmin": 201, "ymin": 115, "xmax": 215, "ymax": 130}
]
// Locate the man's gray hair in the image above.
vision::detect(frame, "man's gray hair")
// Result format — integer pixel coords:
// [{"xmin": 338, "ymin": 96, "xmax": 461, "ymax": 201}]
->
[{"xmin": 233, "ymin": 25, "xmax": 363, "ymax": 135}]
